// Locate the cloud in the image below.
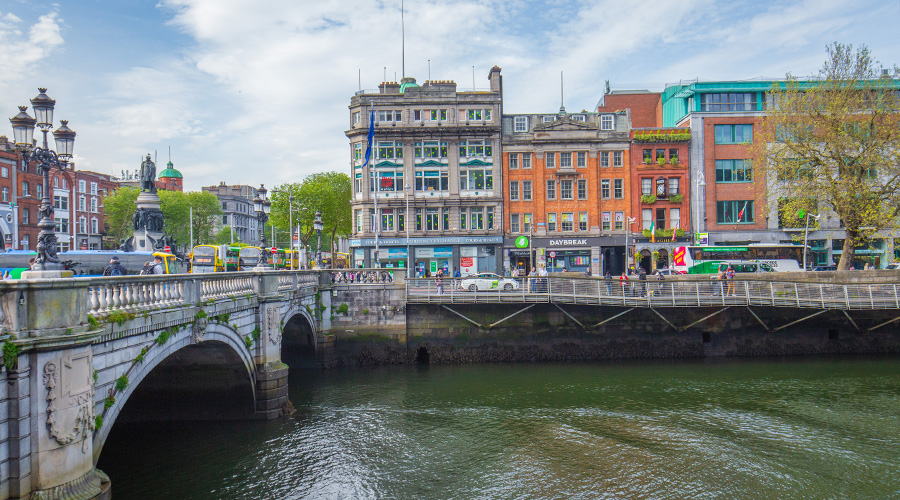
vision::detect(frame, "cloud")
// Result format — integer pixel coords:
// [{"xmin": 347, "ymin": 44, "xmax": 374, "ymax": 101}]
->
[{"xmin": 0, "ymin": 10, "xmax": 63, "ymax": 88}]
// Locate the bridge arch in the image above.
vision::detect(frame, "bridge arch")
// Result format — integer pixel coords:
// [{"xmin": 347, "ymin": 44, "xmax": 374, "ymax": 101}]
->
[
  {"xmin": 93, "ymin": 322, "xmax": 256, "ymax": 461},
  {"xmin": 280, "ymin": 303, "xmax": 319, "ymax": 354}
]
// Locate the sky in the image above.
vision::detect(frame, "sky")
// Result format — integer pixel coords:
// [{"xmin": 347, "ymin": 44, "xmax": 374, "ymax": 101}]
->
[{"xmin": 1, "ymin": 0, "xmax": 898, "ymax": 191}]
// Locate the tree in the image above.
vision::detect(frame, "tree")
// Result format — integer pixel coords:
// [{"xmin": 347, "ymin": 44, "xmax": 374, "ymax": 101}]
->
[
  {"xmin": 101, "ymin": 186, "xmax": 140, "ymax": 245},
  {"xmin": 269, "ymin": 172, "xmax": 351, "ymax": 257},
  {"xmin": 211, "ymin": 226, "xmax": 245, "ymax": 246},
  {"xmin": 753, "ymin": 43, "xmax": 900, "ymax": 270}
]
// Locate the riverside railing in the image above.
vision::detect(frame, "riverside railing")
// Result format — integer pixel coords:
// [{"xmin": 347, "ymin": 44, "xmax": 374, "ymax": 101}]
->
[{"xmin": 405, "ymin": 276, "xmax": 900, "ymax": 311}]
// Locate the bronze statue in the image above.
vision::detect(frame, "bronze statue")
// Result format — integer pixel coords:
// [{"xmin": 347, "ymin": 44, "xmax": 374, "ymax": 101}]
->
[{"xmin": 139, "ymin": 154, "xmax": 157, "ymax": 193}]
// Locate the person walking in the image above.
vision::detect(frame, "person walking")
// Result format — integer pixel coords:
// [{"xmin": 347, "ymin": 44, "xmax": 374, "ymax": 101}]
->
[
  {"xmin": 605, "ymin": 271, "xmax": 612, "ymax": 296},
  {"xmin": 103, "ymin": 257, "xmax": 125, "ymax": 276},
  {"xmin": 638, "ymin": 267, "xmax": 647, "ymax": 297},
  {"xmin": 726, "ymin": 266, "xmax": 736, "ymax": 296},
  {"xmin": 434, "ymin": 269, "xmax": 444, "ymax": 295},
  {"xmin": 656, "ymin": 270, "xmax": 665, "ymax": 296},
  {"xmin": 619, "ymin": 271, "xmax": 628, "ymax": 296}
]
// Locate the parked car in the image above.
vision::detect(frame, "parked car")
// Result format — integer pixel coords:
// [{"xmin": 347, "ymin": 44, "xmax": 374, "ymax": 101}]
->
[
  {"xmin": 811, "ymin": 265, "xmax": 838, "ymax": 271},
  {"xmin": 459, "ymin": 273, "xmax": 520, "ymax": 291},
  {"xmin": 885, "ymin": 263, "xmax": 900, "ymax": 270},
  {"xmin": 653, "ymin": 269, "xmax": 684, "ymax": 276}
]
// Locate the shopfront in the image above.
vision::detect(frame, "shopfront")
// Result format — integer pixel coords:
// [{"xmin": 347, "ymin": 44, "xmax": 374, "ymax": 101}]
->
[
  {"xmin": 504, "ymin": 236, "xmax": 626, "ymax": 276},
  {"xmin": 349, "ymin": 235, "xmax": 503, "ymax": 274},
  {"xmin": 415, "ymin": 246, "xmax": 452, "ymax": 276}
]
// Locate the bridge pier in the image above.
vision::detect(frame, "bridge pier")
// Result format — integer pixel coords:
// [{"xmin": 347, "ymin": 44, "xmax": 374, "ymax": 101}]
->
[{"xmin": 253, "ymin": 274, "xmax": 290, "ymax": 419}]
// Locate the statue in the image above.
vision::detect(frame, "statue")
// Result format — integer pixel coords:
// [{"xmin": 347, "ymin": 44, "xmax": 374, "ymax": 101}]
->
[{"xmin": 139, "ymin": 154, "xmax": 157, "ymax": 193}]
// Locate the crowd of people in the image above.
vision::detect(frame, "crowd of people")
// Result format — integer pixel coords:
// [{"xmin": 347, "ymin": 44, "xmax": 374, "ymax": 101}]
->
[{"xmin": 330, "ymin": 270, "xmax": 394, "ymax": 284}]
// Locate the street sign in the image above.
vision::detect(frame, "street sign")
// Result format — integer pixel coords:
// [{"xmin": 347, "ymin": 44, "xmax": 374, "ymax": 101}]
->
[
  {"xmin": 164, "ymin": 245, "xmax": 171, "ymax": 253},
  {"xmin": 549, "ymin": 251, "xmax": 557, "ymax": 258},
  {"xmin": 271, "ymin": 247, "xmax": 277, "ymax": 254}
]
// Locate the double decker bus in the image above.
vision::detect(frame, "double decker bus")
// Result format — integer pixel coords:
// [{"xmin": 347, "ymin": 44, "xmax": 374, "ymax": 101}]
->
[
  {"xmin": 673, "ymin": 244, "xmax": 808, "ymax": 274},
  {"xmin": 238, "ymin": 246, "xmax": 262, "ymax": 270}
]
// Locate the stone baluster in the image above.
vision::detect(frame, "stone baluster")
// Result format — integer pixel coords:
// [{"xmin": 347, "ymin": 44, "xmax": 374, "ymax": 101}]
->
[
  {"xmin": 98, "ymin": 283, "xmax": 110, "ymax": 314},
  {"xmin": 89, "ymin": 286, "xmax": 100, "ymax": 315},
  {"xmin": 122, "ymin": 281, "xmax": 133, "ymax": 312}
]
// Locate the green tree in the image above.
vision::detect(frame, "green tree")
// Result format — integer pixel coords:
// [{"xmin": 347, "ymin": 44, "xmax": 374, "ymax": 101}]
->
[
  {"xmin": 753, "ymin": 43, "xmax": 900, "ymax": 270},
  {"xmin": 269, "ymin": 171, "xmax": 351, "ymax": 257},
  {"xmin": 101, "ymin": 186, "xmax": 140, "ymax": 245}
]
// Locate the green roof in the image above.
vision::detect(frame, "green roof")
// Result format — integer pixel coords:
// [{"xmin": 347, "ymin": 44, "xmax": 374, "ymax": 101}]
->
[{"xmin": 158, "ymin": 161, "xmax": 183, "ymax": 179}]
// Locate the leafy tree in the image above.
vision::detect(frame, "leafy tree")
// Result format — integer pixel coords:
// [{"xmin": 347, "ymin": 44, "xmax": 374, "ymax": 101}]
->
[
  {"xmin": 211, "ymin": 225, "xmax": 246, "ymax": 246},
  {"xmin": 269, "ymin": 172, "xmax": 351, "ymax": 257},
  {"xmin": 753, "ymin": 43, "xmax": 900, "ymax": 270},
  {"xmin": 101, "ymin": 186, "xmax": 140, "ymax": 245}
]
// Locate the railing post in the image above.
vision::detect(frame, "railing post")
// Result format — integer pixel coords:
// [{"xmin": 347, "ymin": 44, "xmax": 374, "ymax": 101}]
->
[{"xmin": 183, "ymin": 277, "xmax": 201, "ymax": 306}]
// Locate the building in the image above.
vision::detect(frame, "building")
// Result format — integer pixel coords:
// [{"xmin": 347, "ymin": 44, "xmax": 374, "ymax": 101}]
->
[
  {"xmin": 156, "ymin": 160, "xmax": 184, "ymax": 192},
  {"xmin": 346, "ymin": 67, "xmax": 504, "ymax": 274},
  {"xmin": 72, "ymin": 170, "xmax": 119, "ymax": 250},
  {"xmin": 0, "ymin": 136, "xmax": 44, "ymax": 251},
  {"xmin": 501, "ymin": 107, "xmax": 632, "ymax": 275},
  {"xmin": 596, "ymin": 86, "xmax": 661, "ymax": 129},
  {"xmin": 201, "ymin": 182, "xmax": 260, "ymax": 244},
  {"xmin": 628, "ymin": 128, "xmax": 692, "ymax": 271}
]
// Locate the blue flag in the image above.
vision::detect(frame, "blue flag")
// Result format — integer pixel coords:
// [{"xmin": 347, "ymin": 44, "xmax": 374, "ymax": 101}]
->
[{"xmin": 363, "ymin": 109, "xmax": 375, "ymax": 168}]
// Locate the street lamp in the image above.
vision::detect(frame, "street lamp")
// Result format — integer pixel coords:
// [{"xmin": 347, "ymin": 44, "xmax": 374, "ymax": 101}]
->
[
  {"xmin": 405, "ymin": 183, "xmax": 411, "ymax": 278},
  {"xmin": 802, "ymin": 212, "xmax": 820, "ymax": 270},
  {"xmin": 9, "ymin": 88, "xmax": 76, "ymax": 272},
  {"xmin": 313, "ymin": 210, "xmax": 324, "ymax": 268},
  {"xmin": 625, "ymin": 216, "xmax": 637, "ymax": 271},
  {"xmin": 253, "ymin": 184, "xmax": 270, "ymax": 267}
]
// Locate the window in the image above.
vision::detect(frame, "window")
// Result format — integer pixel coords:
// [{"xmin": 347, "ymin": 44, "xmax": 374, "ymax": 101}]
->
[
  {"xmin": 511, "ymin": 214, "xmax": 520, "ymax": 233},
  {"xmin": 656, "ymin": 149, "xmax": 666, "ymax": 161},
  {"xmin": 559, "ymin": 152, "xmax": 572, "ymax": 168},
  {"xmin": 62, "ymin": 178, "xmax": 66, "ymax": 189},
  {"xmin": 641, "ymin": 178, "xmax": 652, "ymax": 196},
  {"xmin": 466, "ymin": 109, "xmax": 491, "ymax": 121},
  {"xmin": 442, "ymin": 208, "xmax": 450, "ymax": 230},
  {"xmin": 547, "ymin": 213, "xmax": 557, "ymax": 231},
  {"xmin": 53, "ymin": 195, "xmax": 68, "ymax": 210},
  {"xmin": 459, "ymin": 167, "xmax": 492, "ymax": 190},
  {"xmin": 613, "ymin": 151, "xmax": 623, "ymax": 167},
  {"xmin": 669, "ymin": 208, "xmax": 680, "ymax": 230},
  {"xmin": 79, "ymin": 195, "xmax": 86, "ymax": 211},
  {"xmin": 716, "ymin": 200, "xmax": 755, "ymax": 223},
  {"xmin": 668, "ymin": 178, "xmax": 680, "ymax": 196},
  {"xmin": 222, "ymin": 202, "xmax": 228, "ymax": 210},
  {"xmin": 22, "ymin": 181, "xmax": 28, "ymax": 197},
  {"xmin": 22, "ymin": 208, "xmax": 28, "ymax": 224},
  {"xmin": 614, "ymin": 212, "xmax": 624, "ymax": 230},
  {"xmin": 669, "ymin": 149, "xmax": 679, "ymax": 162},
  {"xmin": 459, "ymin": 139, "xmax": 491, "ymax": 157},
  {"xmin": 91, "ymin": 217, "xmax": 98, "ymax": 234},
  {"xmin": 1, "ymin": 187, "xmax": 7, "ymax": 202},
  {"xmin": 656, "ymin": 208, "xmax": 667, "ymax": 230},
  {"xmin": 222, "ymin": 215, "xmax": 228, "ymax": 224},
  {"xmin": 21, "ymin": 235, "xmax": 28, "ymax": 249},
  {"xmin": 572, "ymin": 114, "xmax": 586, "ymax": 122},
  {"xmin": 91, "ymin": 197, "xmax": 98, "ymax": 213},
  {"xmin": 643, "ymin": 149, "xmax": 652, "ymax": 163},
  {"xmin": 561, "ymin": 213, "xmax": 574, "ymax": 231},
  {"xmin": 414, "ymin": 141, "xmax": 448, "ymax": 158},
  {"xmin": 355, "ymin": 210, "xmax": 362, "ymax": 233},
  {"xmin": 714, "ymin": 124, "xmax": 753, "ymax": 144},
  {"xmin": 428, "ymin": 109, "xmax": 448, "ymax": 121},
  {"xmin": 523, "ymin": 181, "xmax": 532, "ymax": 201},
  {"xmin": 0, "ymin": 166, "xmax": 7, "ymax": 178},
  {"xmin": 600, "ymin": 115, "xmax": 614, "ymax": 130},
  {"xmin": 601, "ymin": 179, "xmax": 611, "ymax": 198},
  {"xmin": 377, "ymin": 110, "xmax": 395, "ymax": 122},
  {"xmin": 642, "ymin": 209, "xmax": 653, "ymax": 230},
  {"xmin": 54, "ymin": 177, "xmax": 58, "ymax": 188},
  {"xmin": 542, "ymin": 115, "xmax": 555, "ymax": 123},
  {"xmin": 426, "ymin": 208, "xmax": 439, "ymax": 231},
  {"xmin": 91, "ymin": 181, "xmax": 98, "ymax": 194},
  {"xmin": 560, "ymin": 180, "xmax": 573, "ymax": 199},
  {"xmin": 701, "ymin": 93, "xmax": 756, "ymax": 112},
  {"xmin": 376, "ymin": 141, "xmax": 403, "ymax": 159},
  {"xmin": 577, "ymin": 179, "xmax": 587, "ymax": 199},
  {"xmin": 523, "ymin": 213, "xmax": 532, "ymax": 233},
  {"xmin": 546, "ymin": 180, "xmax": 556, "ymax": 200},
  {"xmin": 79, "ymin": 180, "xmax": 86, "ymax": 192},
  {"xmin": 602, "ymin": 212, "xmax": 611, "ymax": 231},
  {"xmin": 354, "ymin": 142, "xmax": 362, "ymax": 160},
  {"xmin": 415, "ymin": 208, "xmax": 423, "ymax": 231},
  {"xmin": 577, "ymin": 152, "xmax": 586, "ymax": 168},
  {"xmin": 398, "ymin": 209, "xmax": 405, "ymax": 231},
  {"xmin": 487, "ymin": 207, "xmax": 494, "ymax": 229},
  {"xmin": 578, "ymin": 212, "xmax": 588, "ymax": 231},
  {"xmin": 546, "ymin": 152, "xmax": 555, "ymax": 168},
  {"xmin": 600, "ymin": 152, "xmax": 609, "ymax": 167},
  {"xmin": 79, "ymin": 216, "xmax": 87, "ymax": 234},
  {"xmin": 415, "ymin": 170, "xmax": 446, "ymax": 191},
  {"xmin": 614, "ymin": 179, "xmax": 624, "ymax": 198},
  {"xmin": 514, "ymin": 116, "xmax": 528, "ymax": 132},
  {"xmin": 460, "ymin": 207, "xmax": 467, "ymax": 230},
  {"xmin": 413, "ymin": 110, "xmax": 421, "ymax": 121},
  {"xmin": 470, "ymin": 207, "xmax": 484, "ymax": 230},
  {"xmin": 353, "ymin": 111, "xmax": 360, "ymax": 124},
  {"xmin": 381, "ymin": 209, "xmax": 394, "ymax": 231},
  {"xmin": 54, "ymin": 218, "xmax": 69, "ymax": 233},
  {"xmin": 36, "ymin": 185, "xmax": 41, "ymax": 199},
  {"xmin": 715, "ymin": 160, "xmax": 753, "ymax": 182},
  {"xmin": 522, "ymin": 153, "xmax": 532, "ymax": 169},
  {"xmin": 375, "ymin": 171, "xmax": 405, "ymax": 192},
  {"xmin": 509, "ymin": 153, "xmax": 518, "ymax": 169},
  {"xmin": 509, "ymin": 181, "xmax": 519, "ymax": 201}
]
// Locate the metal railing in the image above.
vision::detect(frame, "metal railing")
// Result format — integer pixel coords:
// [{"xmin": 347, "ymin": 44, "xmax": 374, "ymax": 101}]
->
[{"xmin": 405, "ymin": 277, "xmax": 900, "ymax": 310}]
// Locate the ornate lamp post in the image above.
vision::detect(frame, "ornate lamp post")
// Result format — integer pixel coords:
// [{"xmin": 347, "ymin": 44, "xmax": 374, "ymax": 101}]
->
[
  {"xmin": 9, "ymin": 88, "xmax": 76, "ymax": 272},
  {"xmin": 313, "ymin": 210, "xmax": 324, "ymax": 268},
  {"xmin": 253, "ymin": 184, "xmax": 271, "ymax": 267}
]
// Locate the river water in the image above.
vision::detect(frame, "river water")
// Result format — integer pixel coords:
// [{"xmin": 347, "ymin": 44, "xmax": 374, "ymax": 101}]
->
[{"xmin": 99, "ymin": 356, "xmax": 900, "ymax": 499}]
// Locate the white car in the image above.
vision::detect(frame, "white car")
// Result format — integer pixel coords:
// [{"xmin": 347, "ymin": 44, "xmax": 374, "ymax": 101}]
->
[{"xmin": 459, "ymin": 273, "xmax": 520, "ymax": 291}]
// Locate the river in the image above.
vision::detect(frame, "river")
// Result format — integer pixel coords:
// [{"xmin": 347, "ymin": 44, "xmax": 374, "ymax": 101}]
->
[{"xmin": 99, "ymin": 356, "xmax": 900, "ymax": 499}]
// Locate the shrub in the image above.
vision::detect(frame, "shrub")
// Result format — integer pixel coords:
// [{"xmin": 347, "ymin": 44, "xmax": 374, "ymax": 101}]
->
[
  {"xmin": 87, "ymin": 315, "xmax": 100, "ymax": 329},
  {"xmin": 115, "ymin": 375, "xmax": 129, "ymax": 392},
  {"xmin": 104, "ymin": 396, "xmax": 116, "ymax": 409},
  {"xmin": 657, "ymin": 157, "xmax": 666, "ymax": 166},
  {"xmin": 336, "ymin": 303, "xmax": 349, "ymax": 315},
  {"xmin": 95, "ymin": 415, "xmax": 103, "ymax": 430},
  {"xmin": 669, "ymin": 156, "xmax": 679, "ymax": 166},
  {"xmin": 156, "ymin": 329, "xmax": 171, "ymax": 345},
  {"xmin": 640, "ymin": 194, "xmax": 656, "ymax": 204},
  {"xmin": 670, "ymin": 194, "xmax": 684, "ymax": 203},
  {"xmin": 244, "ymin": 335, "xmax": 253, "ymax": 349},
  {"xmin": 362, "ymin": 309, "xmax": 369, "ymax": 315},
  {"xmin": 3, "ymin": 341, "xmax": 20, "ymax": 370}
]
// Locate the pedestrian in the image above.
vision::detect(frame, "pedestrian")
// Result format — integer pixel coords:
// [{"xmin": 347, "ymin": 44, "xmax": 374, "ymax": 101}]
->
[
  {"xmin": 619, "ymin": 271, "xmax": 628, "ymax": 296},
  {"xmin": 139, "ymin": 261, "xmax": 153, "ymax": 275},
  {"xmin": 529, "ymin": 266, "xmax": 537, "ymax": 292},
  {"xmin": 726, "ymin": 266, "xmax": 736, "ymax": 296},
  {"xmin": 638, "ymin": 267, "xmax": 647, "ymax": 297},
  {"xmin": 538, "ymin": 264, "xmax": 548, "ymax": 292},
  {"xmin": 656, "ymin": 270, "xmax": 665, "ymax": 296},
  {"xmin": 435, "ymin": 268, "xmax": 444, "ymax": 295},
  {"xmin": 605, "ymin": 271, "xmax": 612, "ymax": 295},
  {"xmin": 103, "ymin": 257, "xmax": 125, "ymax": 276},
  {"xmin": 511, "ymin": 267, "xmax": 519, "ymax": 278}
]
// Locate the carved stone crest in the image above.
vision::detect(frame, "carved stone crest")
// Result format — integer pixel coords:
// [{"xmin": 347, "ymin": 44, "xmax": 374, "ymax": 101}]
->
[
  {"xmin": 192, "ymin": 315, "xmax": 208, "ymax": 343},
  {"xmin": 265, "ymin": 305, "xmax": 281, "ymax": 345},
  {"xmin": 43, "ymin": 353, "xmax": 95, "ymax": 453}
]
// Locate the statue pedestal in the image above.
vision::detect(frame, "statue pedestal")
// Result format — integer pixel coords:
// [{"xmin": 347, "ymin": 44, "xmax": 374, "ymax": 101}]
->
[{"xmin": 133, "ymin": 191, "xmax": 164, "ymax": 252}]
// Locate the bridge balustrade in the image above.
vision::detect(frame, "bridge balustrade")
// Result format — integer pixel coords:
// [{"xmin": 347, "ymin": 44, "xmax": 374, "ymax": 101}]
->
[{"xmin": 405, "ymin": 277, "xmax": 900, "ymax": 310}]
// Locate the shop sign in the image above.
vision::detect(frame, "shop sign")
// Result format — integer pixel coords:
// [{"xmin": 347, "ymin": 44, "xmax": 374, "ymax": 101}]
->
[
  {"xmin": 548, "ymin": 239, "xmax": 588, "ymax": 246},
  {"xmin": 350, "ymin": 235, "xmax": 502, "ymax": 247},
  {"xmin": 460, "ymin": 256, "xmax": 477, "ymax": 274},
  {"xmin": 514, "ymin": 236, "xmax": 529, "ymax": 249},
  {"xmin": 695, "ymin": 232, "xmax": 709, "ymax": 245},
  {"xmin": 415, "ymin": 246, "xmax": 453, "ymax": 258}
]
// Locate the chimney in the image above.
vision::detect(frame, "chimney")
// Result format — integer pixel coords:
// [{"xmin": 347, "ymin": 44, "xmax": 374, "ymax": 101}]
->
[
  {"xmin": 379, "ymin": 81, "xmax": 401, "ymax": 94},
  {"xmin": 488, "ymin": 66, "xmax": 502, "ymax": 93}
]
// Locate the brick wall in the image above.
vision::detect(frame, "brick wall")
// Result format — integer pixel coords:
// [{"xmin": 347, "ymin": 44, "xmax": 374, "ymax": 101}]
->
[{"xmin": 598, "ymin": 93, "xmax": 661, "ymax": 128}]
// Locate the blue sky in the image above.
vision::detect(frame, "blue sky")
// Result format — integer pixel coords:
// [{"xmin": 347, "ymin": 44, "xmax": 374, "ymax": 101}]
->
[{"xmin": 1, "ymin": 0, "xmax": 898, "ymax": 190}]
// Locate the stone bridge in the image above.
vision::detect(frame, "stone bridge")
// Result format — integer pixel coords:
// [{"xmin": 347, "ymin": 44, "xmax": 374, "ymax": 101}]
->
[{"xmin": 0, "ymin": 270, "xmax": 329, "ymax": 499}]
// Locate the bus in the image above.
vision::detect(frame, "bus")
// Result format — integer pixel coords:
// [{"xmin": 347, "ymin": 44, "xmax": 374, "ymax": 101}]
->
[
  {"xmin": 334, "ymin": 252, "xmax": 349, "ymax": 269},
  {"xmin": 0, "ymin": 250, "xmax": 186, "ymax": 276},
  {"xmin": 191, "ymin": 245, "xmax": 226, "ymax": 273},
  {"xmin": 269, "ymin": 248, "xmax": 288, "ymax": 268},
  {"xmin": 225, "ymin": 246, "xmax": 241, "ymax": 272},
  {"xmin": 238, "ymin": 246, "xmax": 262, "ymax": 270},
  {"xmin": 673, "ymin": 244, "xmax": 808, "ymax": 274}
]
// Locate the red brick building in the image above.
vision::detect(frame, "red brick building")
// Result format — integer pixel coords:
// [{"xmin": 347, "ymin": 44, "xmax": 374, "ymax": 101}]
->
[
  {"xmin": 629, "ymin": 128, "xmax": 692, "ymax": 271},
  {"xmin": 0, "ymin": 137, "xmax": 44, "ymax": 250},
  {"xmin": 597, "ymin": 88, "xmax": 661, "ymax": 128}
]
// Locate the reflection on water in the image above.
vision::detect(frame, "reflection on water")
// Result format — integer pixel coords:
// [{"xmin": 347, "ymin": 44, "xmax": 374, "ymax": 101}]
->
[{"xmin": 99, "ymin": 356, "xmax": 900, "ymax": 499}]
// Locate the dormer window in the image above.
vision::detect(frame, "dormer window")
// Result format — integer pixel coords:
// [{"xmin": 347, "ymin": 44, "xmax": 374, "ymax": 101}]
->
[
  {"xmin": 514, "ymin": 116, "xmax": 528, "ymax": 132},
  {"xmin": 600, "ymin": 115, "xmax": 614, "ymax": 130},
  {"xmin": 571, "ymin": 114, "xmax": 585, "ymax": 122}
]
